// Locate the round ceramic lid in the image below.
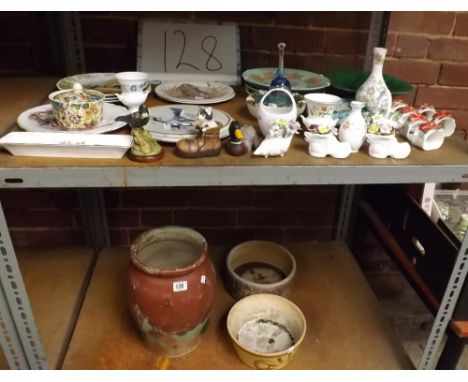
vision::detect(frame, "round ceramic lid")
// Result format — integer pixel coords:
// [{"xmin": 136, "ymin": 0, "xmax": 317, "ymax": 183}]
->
[{"xmin": 52, "ymin": 87, "xmax": 103, "ymax": 104}]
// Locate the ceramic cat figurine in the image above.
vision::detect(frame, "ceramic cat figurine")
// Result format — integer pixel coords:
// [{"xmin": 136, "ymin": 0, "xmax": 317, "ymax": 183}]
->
[{"xmin": 196, "ymin": 106, "xmax": 218, "ymax": 130}]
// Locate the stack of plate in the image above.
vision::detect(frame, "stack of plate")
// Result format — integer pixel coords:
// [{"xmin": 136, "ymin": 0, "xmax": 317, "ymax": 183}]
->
[
  {"xmin": 56, "ymin": 73, "xmax": 121, "ymax": 103},
  {"xmin": 242, "ymin": 68, "xmax": 330, "ymax": 94}
]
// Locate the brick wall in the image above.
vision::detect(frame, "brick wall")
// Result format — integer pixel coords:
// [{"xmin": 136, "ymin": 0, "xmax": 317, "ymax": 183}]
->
[
  {"xmin": 0, "ymin": 186, "xmax": 338, "ymax": 248},
  {"xmin": 1, "ymin": 11, "xmax": 467, "ymax": 249},
  {"xmin": 385, "ymin": 11, "xmax": 468, "ymax": 133}
]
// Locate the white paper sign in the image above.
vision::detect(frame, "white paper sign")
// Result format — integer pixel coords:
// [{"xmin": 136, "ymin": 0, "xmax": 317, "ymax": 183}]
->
[
  {"xmin": 173, "ymin": 280, "xmax": 188, "ymax": 292},
  {"xmin": 138, "ymin": 21, "xmax": 240, "ymax": 84}
]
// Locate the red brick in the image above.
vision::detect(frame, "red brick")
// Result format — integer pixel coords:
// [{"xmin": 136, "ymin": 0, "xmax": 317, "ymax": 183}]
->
[
  {"xmin": 140, "ymin": 209, "xmax": 173, "ymax": 227},
  {"xmin": 84, "ymin": 46, "xmax": 137, "ymax": 73},
  {"xmin": 429, "ymin": 38, "xmax": 468, "ymax": 62},
  {"xmin": 324, "ymin": 30, "xmax": 367, "ymax": 55},
  {"xmin": 296, "ymin": 209, "xmax": 336, "ymax": 226},
  {"xmin": 254, "ymin": 190, "xmax": 286, "ymax": 208},
  {"xmin": 385, "ymin": 32, "xmax": 397, "ymax": 57},
  {"xmin": 274, "ymin": 12, "xmax": 313, "ymax": 27},
  {"xmin": 416, "ymin": 86, "xmax": 468, "ymax": 109},
  {"xmin": 250, "ymin": 26, "xmax": 324, "ymax": 54},
  {"xmin": 173, "ymin": 209, "xmax": 237, "ymax": 227},
  {"xmin": 186, "ymin": 188, "xmax": 254, "ymax": 208},
  {"xmin": 254, "ymin": 228, "xmax": 285, "ymax": 242},
  {"xmin": 81, "ymin": 16, "xmax": 138, "ymax": 46},
  {"xmin": 395, "ymin": 35, "xmax": 429, "ymax": 59},
  {"xmin": 389, "ymin": 12, "xmax": 456, "ymax": 35},
  {"xmin": 196, "ymin": 228, "xmax": 254, "ymax": 247},
  {"xmin": 10, "ymin": 229, "xmax": 86, "ymax": 249},
  {"xmin": 383, "ymin": 59, "xmax": 440, "ymax": 85},
  {"xmin": 454, "ymin": 13, "xmax": 468, "ymax": 36},
  {"xmin": 109, "ymin": 229, "xmax": 130, "ymax": 246},
  {"xmin": 107, "ymin": 210, "xmax": 140, "ymax": 228},
  {"xmin": 121, "ymin": 188, "xmax": 189, "ymax": 208},
  {"xmin": 4, "ymin": 210, "xmax": 74, "ymax": 228},
  {"xmin": 239, "ymin": 26, "xmax": 250, "ymax": 50},
  {"xmin": 129, "ymin": 228, "xmax": 148, "ymax": 244},
  {"xmin": 284, "ymin": 227, "xmax": 333, "ymax": 242},
  {"xmin": 241, "ymin": 51, "xmax": 304, "ymax": 71},
  {"xmin": 0, "ymin": 44, "xmax": 33, "ymax": 71},
  {"xmin": 303, "ymin": 54, "xmax": 364, "ymax": 76},
  {"xmin": 312, "ymin": 11, "xmax": 371, "ymax": 30},
  {"xmin": 285, "ymin": 188, "xmax": 339, "ymax": 209},
  {"xmin": 238, "ymin": 209, "xmax": 297, "ymax": 227},
  {"xmin": 195, "ymin": 12, "xmax": 274, "ymax": 25},
  {"xmin": 394, "ymin": 90, "xmax": 417, "ymax": 106},
  {"xmin": 0, "ymin": 12, "xmax": 48, "ymax": 43},
  {"xmin": 439, "ymin": 63, "xmax": 468, "ymax": 87},
  {"xmin": 1, "ymin": 189, "xmax": 57, "ymax": 210},
  {"xmin": 103, "ymin": 189, "xmax": 121, "ymax": 208}
]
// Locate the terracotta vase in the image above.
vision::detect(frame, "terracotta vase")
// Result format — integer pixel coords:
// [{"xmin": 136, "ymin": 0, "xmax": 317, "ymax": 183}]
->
[{"xmin": 127, "ymin": 226, "xmax": 215, "ymax": 357}]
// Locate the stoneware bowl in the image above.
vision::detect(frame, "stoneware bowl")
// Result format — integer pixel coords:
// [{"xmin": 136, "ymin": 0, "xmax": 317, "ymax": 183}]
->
[
  {"xmin": 226, "ymin": 240, "xmax": 296, "ymax": 300},
  {"xmin": 48, "ymin": 83, "xmax": 105, "ymax": 130},
  {"xmin": 304, "ymin": 93, "xmax": 342, "ymax": 117},
  {"xmin": 246, "ymin": 90, "xmax": 306, "ymax": 119},
  {"xmin": 226, "ymin": 293, "xmax": 306, "ymax": 369}
]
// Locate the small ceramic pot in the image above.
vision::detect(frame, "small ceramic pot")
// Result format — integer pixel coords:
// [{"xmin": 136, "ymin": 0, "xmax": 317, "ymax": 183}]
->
[
  {"xmin": 304, "ymin": 131, "xmax": 352, "ymax": 159},
  {"xmin": 304, "ymin": 93, "xmax": 342, "ymax": 117},
  {"xmin": 366, "ymin": 133, "xmax": 411, "ymax": 159},
  {"xmin": 246, "ymin": 90, "xmax": 306, "ymax": 119},
  {"xmin": 227, "ymin": 293, "xmax": 306, "ymax": 369},
  {"xmin": 225, "ymin": 241, "xmax": 296, "ymax": 300},
  {"xmin": 48, "ymin": 83, "xmax": 104, "ymax": 130}
]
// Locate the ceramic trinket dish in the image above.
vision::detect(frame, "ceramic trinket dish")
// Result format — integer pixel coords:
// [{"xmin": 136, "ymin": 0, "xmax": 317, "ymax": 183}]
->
[
  {"xmin": 301, "ymin": 115, "xmax": 351, "ymax": 159},
  {"xmin": 48, "ymin": 83, "xmax": 105, "ymax": 130},
  {"xmin": 226, "ymin": 293, "xmax": 306, "ymax": 369},
  {"xmin": 225, "ymin": 241, "xmax": 297, "ymax": 300},
  {"xmin": 338, "ymin": 100, "xmax": 367, "ymax": 152},
  {"xmin": 356, "ymin": 47, "xmax": 392, "ymax": 116}
]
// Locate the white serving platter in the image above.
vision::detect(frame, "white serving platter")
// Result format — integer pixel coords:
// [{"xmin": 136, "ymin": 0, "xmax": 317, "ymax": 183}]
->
[
  {"xmin": 0, "ymin": 132, "xmax": 133, "ymax": 159},
  {"xmin": 17, "ymin": 103, "xmax": 129, "ymax": 134}
]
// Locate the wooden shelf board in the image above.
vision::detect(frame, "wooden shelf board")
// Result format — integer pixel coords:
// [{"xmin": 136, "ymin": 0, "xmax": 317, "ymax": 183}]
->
[
  {"xmin": 63, "ymin": 241, "xmax": 413, "ymax": 370},
  {"xmin": 0, "ymin": 247, "xmax": 94, "ymax": 369}
]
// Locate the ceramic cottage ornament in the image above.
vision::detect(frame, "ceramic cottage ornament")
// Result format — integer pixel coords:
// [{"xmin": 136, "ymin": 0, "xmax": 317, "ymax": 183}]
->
[
  {"xmin": 338, "ymin": 101, "xmax": 367, "ymax": 152},
  {"xmin": 356, "ymin": 47, "xmax": 392, "ymax": 116},
  {"xmin": 301, "ymin": 115, "xmax": 352, "ymax": 159}
]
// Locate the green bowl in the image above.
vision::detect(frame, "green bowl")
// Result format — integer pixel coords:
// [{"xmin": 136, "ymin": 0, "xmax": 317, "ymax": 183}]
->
[{"xmin": 328, "ymin": 71, "xmax": 414, "ymax": 95}]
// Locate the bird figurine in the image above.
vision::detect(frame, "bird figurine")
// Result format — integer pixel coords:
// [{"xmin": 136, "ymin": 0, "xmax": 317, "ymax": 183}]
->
[
  {"xmin": 115, "ymin": 104, "xmax": 150, "ymax": 128},
  {"xmin": 224, "ymin": 121, "xmax": 248, "ymax": 156}
]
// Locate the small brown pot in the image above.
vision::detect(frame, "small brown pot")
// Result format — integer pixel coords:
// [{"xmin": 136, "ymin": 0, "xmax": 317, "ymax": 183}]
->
[{"xmin": 127, "ymin": 226, "xmax": 215, "ymax": 357}]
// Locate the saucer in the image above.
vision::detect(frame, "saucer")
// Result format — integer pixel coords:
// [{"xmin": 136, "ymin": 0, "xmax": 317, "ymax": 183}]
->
[{"xmin": 17, "ymin": 103, "xmax": 129, "ymax": 134}]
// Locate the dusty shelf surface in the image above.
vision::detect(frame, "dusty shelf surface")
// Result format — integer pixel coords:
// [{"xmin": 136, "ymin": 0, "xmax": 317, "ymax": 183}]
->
[
  {"xmin": 0, "ymin": 248, "xmax": 94, "ymax": 369},
  {"xmin": 62, "ymin": 241, "xmax": 413, "ymax": 370}
]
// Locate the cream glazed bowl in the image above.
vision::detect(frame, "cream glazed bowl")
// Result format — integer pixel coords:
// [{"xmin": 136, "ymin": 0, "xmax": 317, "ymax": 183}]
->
[{"xmin": 225, "ymin": 240, "xmax": 296, "ymax": 300}]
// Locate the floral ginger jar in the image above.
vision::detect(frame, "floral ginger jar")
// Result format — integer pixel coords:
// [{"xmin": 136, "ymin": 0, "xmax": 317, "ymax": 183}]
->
[{"xmin": 127, "ymin": 226, "xmax": 215, "ymax": 357}]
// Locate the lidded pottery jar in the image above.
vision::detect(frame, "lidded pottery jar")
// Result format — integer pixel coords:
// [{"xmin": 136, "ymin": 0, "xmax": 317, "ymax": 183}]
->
[
  {"xmin": 127, "ymin": 226, "xmax": 215, "ymax": 357},
  {"xmin": 356, "ymin": 47, "xmax": 392, "ymax": 116}
]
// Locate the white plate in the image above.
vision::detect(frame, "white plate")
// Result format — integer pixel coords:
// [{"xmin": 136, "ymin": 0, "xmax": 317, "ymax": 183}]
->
[
  {"xmin": 154, "ymin": 81, "xmax": 235, "ymax": 104},
  {"xmin": 57, "ymin": 73, "xmax": 120, "ymax": 93},
  {"xmin": 146, "ymin": 105, "xmax": 232, "ymax": 143},
  {"xmin": 17, "ymin": 103, "xmax": 129, "ymax": 134},
  {"xmin": 0, "ymin": 132, "xmax": 132, "ymax": 159}
]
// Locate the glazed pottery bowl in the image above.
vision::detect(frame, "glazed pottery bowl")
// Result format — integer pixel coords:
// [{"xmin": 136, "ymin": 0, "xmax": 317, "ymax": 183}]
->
[
  {"xmin": 304, "ymin": 93, "xmax": 342, "ymax": 117},
  {"xmin": 226, "ymin": 293, "xmax": 306, "ymax": 369},
  {"xmin": 48, "ymin": 84, "xmax": 104, "ymax": 130},
  {"xmin": 226, "ymin": 240, "xmax": 296, "ymax": 300},
  {"xmin": 246, "ymin": 90, "xmax": 306, "ymax": 119}
]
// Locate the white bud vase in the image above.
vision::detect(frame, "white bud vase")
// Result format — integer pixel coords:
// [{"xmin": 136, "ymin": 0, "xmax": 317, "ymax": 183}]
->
[
  {"xmin": 338, "ymin": 101, "xmax": 367, "ymax": 152},
  {"xmin": 356, "ymin": 47, "xmax": 392, "ymax": 116}
]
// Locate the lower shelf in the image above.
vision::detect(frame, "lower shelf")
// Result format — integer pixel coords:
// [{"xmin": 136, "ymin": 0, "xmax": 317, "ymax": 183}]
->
[
  {"xmin": 62, "ymin": 241, "xmax": 413, "ymax": 369},
  {"xmin": 0, "ymin": 247, "xmax": 94, "ymax": 369}
]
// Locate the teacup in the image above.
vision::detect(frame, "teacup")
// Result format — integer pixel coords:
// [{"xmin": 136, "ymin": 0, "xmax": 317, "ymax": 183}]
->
[
  {"xmin": 115, "ymin": 72, "xmax": 150, "ymax": 113},
  {"xmin": 304, "ymin": 93, "xmax": 342, "ymax": 117}
]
